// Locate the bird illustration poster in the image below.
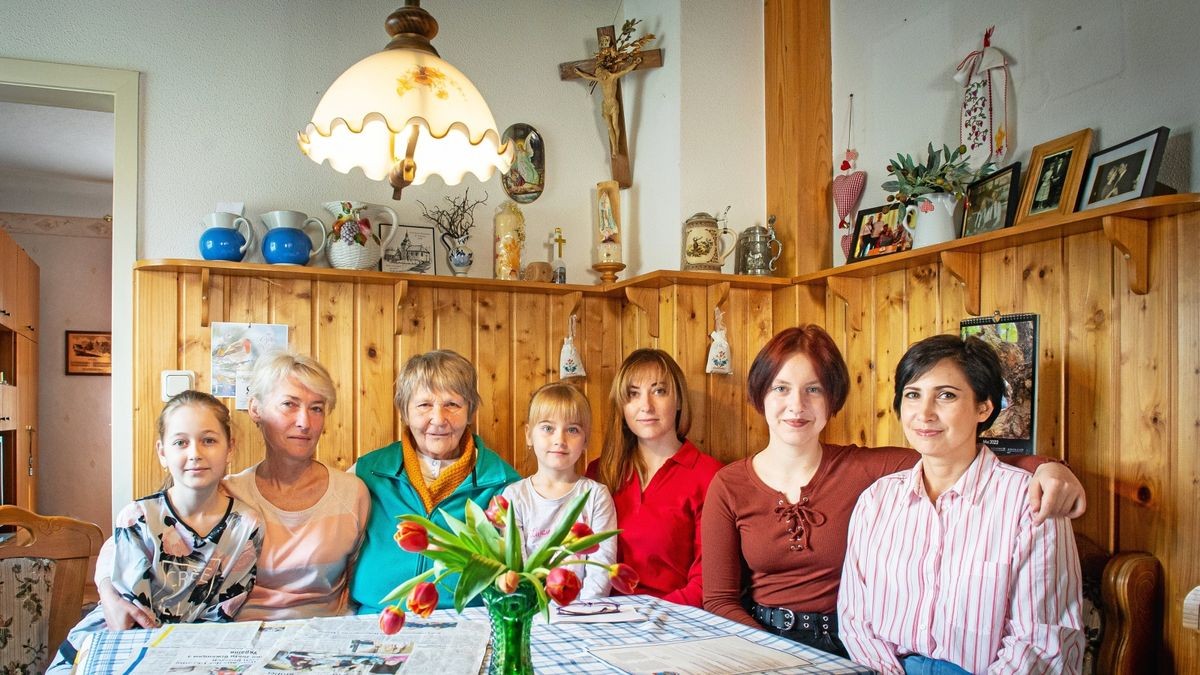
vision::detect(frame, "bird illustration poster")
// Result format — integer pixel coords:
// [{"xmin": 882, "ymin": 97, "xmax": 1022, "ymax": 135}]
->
[{"xmin": 210, "ymin": 322, "xmax": 288, "ymax": 401}]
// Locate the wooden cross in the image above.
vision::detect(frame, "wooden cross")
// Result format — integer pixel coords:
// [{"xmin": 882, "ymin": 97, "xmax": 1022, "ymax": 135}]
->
[{"xmin": 559, "ymin": 25, "xmax": 664, "ymax": 188}]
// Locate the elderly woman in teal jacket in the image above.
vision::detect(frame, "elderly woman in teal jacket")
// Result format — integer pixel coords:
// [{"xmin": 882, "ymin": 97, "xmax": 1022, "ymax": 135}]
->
[{"xmin": 351, "ymin": 350, "xmax": 519, "ymax": 614}]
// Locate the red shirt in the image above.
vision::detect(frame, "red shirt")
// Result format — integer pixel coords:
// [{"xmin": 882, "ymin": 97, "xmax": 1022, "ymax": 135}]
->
[{"xmin": 587, "ymin": 440, "xmax": 723, "ymax": 607}]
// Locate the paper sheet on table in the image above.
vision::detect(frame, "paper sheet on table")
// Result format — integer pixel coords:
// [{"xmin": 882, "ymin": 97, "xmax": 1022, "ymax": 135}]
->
[
  {"xmin": 249, "ymin": 615, "xmax": 489, "ymax": 674},
  {"xmin": 588, "ymin": 635, "xmax": 811, "ymax": 675},
  {"xmin": 550, "ymin": 603, "xmax": 646, "ymax": 624},
  {"xmin": 124, "ymin": 647, "xmax": 263, "ymax": 674},
  {"xmin": 150, "ymin": 621, "xmax": 262, "ymax": 648}
]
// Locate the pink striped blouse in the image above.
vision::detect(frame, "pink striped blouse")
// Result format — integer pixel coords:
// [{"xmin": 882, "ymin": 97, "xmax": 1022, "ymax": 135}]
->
[{"xmin": 838, "ymin": 447, "xmax": 1084, "ymax": 674}]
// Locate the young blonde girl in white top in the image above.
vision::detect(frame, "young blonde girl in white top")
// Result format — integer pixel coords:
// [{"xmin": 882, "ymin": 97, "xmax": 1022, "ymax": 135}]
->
[{"xmin": 501, "ymin": 382, "xmax": 618, "ymax": 600}]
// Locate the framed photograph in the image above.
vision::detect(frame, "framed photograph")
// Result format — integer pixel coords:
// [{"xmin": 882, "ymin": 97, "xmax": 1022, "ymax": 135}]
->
[
  {"xmin": 960, "ymin": 313, "xmax": 1039, "ymax": 455},
  {"xmin": 1016, "ymin": 128, "xmax": 1093, "ymax": 225},
  {"xmin": 65, "ymin": 330, "xmax": 112, "ymax": 376},
  {"xmin": 848, "ymin": 204, "xmax": 911, "ymax": 262},
  {"xmin": 382, "ymin": 224, "xmax": 437, "ymax": 275},
  {"xmin": 962, "ymin": 162, "xmax": 1021, "ymax": 238},
  {"xmin": 1078, "ymin": 126, "xmax": 1170, "ymax": 211}
]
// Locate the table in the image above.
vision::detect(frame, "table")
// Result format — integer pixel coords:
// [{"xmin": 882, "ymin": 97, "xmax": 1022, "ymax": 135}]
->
[{"xmin": 76, "ymin": 595, "xmax": 872, "ymax": 674}]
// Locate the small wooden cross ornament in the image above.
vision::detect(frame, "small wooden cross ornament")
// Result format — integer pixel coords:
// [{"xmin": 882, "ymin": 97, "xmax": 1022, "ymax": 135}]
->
[{"xmin": 559, "ymin": 25, "xmax": 663, "ymax": 188}]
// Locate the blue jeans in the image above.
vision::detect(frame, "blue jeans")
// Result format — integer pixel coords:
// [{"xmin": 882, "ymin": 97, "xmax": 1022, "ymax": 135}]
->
[{"xmin": 901, "ymin": 654, "xmax": 971, "ymax": 675}]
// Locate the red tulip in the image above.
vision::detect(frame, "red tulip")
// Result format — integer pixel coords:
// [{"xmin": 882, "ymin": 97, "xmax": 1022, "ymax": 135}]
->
[
  {"xmin": 407, "ymin": 581, "xmax": 439, "ymax": 617},
  {"xmin": 566, "ymin": 522, "xmax": 599, "ymax": 554},
  {"xmin": 495, "ymin": 570, "xmax": 520, "ymax": 594},
  {"xmin": 545, "ymin": 567, "xmax": 581, "ymax": 606},
  {"xmin": 609, "ymin": 563, "xmax": 639, "ymax": 595},
  {"xmin": 485, "ymin": 495, "xmax": 510, "ymax": 527},
  {"xmin": 379, "ymin": 605, "xmax": 406, "ymax": 635},
  {"xmin": 394, "ymin": 521, "xmax": 429, "ymax": 552}
]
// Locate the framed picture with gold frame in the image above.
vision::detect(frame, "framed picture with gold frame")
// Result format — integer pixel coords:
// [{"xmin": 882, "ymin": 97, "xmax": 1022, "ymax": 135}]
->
[
  {"xmin": 1016, "ymin": 128, "xmax": 1093, "ymax": 225},
  {"xmin": 65, "ymin": 330, "xmax": 112, "ymax": 376}
]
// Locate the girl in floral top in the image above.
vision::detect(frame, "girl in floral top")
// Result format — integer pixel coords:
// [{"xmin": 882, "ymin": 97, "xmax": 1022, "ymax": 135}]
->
[{"xmin": 49, "ymin": 391, "xmax": 263, "ymax": 672}]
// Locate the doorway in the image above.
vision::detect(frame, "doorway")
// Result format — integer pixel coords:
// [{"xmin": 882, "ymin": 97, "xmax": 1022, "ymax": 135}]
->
[{"xmin": 0, "ymin": 58, "xmax": 139, "ymax": 527}]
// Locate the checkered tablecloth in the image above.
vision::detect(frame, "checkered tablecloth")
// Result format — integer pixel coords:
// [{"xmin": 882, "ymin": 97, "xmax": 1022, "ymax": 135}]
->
[{"xmin": 75, "ymin": 595, "xmax": 871, "ymax": 674}]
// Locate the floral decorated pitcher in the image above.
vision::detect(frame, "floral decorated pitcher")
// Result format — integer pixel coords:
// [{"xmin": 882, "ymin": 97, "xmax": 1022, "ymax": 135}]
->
[
  {"xmin": 323, "ymin": 201, "xmax": 399, "ymax": 270},
  {"xmin": 902, "ymin": 193, "xmax": 960, "ymax": 249}
]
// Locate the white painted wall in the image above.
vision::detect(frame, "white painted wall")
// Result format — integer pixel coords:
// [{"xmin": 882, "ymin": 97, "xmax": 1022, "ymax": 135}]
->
[
  {"xmin": 830, "ymin": 0, "xmax": 1200, "ymax": 265},
  {"xmin": 6, "ymin": 227, "xmax": 113, "ymax": 536},
  {"xmin": 0, "ymin": 1, "xmax": 763, "ymax": 281}
]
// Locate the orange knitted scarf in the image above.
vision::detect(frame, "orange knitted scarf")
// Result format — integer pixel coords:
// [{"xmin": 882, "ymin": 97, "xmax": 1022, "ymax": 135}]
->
[{"xmin": 401, "ymin": 429, "xmax": 478, "ymax": 514}]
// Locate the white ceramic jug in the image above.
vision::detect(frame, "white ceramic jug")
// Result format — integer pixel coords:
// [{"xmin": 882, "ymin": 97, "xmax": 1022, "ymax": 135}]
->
[{"xmin": 902, "ymin": 193, "xmax": 960, "ymax": 249}]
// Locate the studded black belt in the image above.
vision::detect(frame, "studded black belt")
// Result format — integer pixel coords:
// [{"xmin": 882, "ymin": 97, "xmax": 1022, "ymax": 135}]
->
[{"xmin": 751, "ymin": 604, "xmax": 837, "ymax": 635}]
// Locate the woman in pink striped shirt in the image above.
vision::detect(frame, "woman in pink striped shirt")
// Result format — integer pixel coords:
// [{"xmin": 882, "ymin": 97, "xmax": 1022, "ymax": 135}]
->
[{"xmin": 839, "ymin": 334, "xmax": 1083, "ymax": 673}]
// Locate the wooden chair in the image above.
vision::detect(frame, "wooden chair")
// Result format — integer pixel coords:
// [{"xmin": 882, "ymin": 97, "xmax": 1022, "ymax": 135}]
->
[
  {"xmin": 1075, "ymin": 533, "xmax": 1162, "ymax": 675},
  {"xmin": 0, "ymin": 506, "xmax": 103, "ymax": 673}
]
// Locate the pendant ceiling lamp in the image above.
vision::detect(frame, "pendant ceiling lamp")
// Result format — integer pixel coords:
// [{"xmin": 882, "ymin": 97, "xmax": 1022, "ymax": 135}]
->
[{"xmin": 298, "ymin": 1, "xmax": 511, "ymax": 200}]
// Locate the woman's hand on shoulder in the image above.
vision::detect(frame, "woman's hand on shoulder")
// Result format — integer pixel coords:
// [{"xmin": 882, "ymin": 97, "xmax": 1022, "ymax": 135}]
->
[{"xmin": 1028, "ymin": 462, "xmax": 1087, "ymax": 524}]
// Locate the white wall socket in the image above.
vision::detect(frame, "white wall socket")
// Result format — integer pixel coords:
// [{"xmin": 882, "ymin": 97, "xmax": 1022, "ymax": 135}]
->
[{"xmin": 160, "ymin": 370, "xmax": 196, "ymax": 401}]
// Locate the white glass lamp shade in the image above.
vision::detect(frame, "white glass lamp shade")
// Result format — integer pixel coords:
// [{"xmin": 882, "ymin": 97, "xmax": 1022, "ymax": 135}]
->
[{"xmin": 299, "ymin": 49, "xmax": 511, "ymax": 187}]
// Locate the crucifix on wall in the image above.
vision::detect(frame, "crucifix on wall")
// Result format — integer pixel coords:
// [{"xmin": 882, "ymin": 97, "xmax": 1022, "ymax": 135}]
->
[{"xmin": 559, "ymin": 21, "xmax": 663, "ymax": 188}]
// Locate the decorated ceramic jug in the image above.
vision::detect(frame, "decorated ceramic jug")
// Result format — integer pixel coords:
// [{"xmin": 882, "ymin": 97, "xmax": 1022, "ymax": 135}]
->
[
  {"xmin": 323, "ymin": 201, "xmax": 398, "ymax": 270},
  {"xmin": 902, "ymin": 193, "xmax": 960, "ymax": 249},
  {"xmin": 198, "ymin": 212, "xmax": 255, "ymax": 262},
  {"xmin": 682, "ymin": 212, "xmax": 735, "ymax": 271},
  {"xmin": 260, "ymin": 210, "xmax": 327, "ymax": 265}
]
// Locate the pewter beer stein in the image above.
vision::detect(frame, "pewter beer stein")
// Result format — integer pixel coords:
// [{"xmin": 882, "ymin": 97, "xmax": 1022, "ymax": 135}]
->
[{"xmin": 734, "ymin": 222, "xmax": 782, "ymax": 275}]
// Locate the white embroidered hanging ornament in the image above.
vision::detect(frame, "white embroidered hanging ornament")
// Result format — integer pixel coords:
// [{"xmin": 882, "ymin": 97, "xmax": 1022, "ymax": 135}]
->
[
  {"xmin": 832, "ymin": 94, "xmax": 866, "ymax": 259},
  {"xmin": 559, "ymin": 314, "xmax": 586, "ymax": 379},
  {"xmin": 705, "ymin": 307, "xmax": 732, "ymax": 375},
  {"xmin": 956, "ymin": 26, "xmax": 1011, "ymax": 170}
]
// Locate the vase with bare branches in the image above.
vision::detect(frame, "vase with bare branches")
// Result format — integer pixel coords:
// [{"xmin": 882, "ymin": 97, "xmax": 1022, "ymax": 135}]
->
[{"xmin": 419, "ymin": 188, "xmax": 488, "ymax": 276}]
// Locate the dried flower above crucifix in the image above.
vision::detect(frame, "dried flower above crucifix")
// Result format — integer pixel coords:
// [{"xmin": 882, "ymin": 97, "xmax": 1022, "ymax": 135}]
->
[
  {"xmin": 418, "ymin": 188, "xmax": 488, "ymax": 240},
  {"xmin": 585, "ymin": 19, "xmax": 656, "ymax": 94}
]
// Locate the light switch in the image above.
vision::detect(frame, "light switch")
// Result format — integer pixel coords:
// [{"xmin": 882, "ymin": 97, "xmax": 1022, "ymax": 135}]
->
[{"xmin": 161, "ymin": 370, "xmax": 196, "ymax": 401}]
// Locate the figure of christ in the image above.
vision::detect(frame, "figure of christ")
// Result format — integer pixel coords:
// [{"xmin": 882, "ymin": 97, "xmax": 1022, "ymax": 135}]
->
[{"xmin": 575, "ymin": 53, "xmax": 643, "ymax": 158}]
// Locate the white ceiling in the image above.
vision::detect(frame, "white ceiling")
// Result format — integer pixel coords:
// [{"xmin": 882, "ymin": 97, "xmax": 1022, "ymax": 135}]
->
[{"xmin": 0, "ymin": 101, "xmax": 114, "ymax": 182}]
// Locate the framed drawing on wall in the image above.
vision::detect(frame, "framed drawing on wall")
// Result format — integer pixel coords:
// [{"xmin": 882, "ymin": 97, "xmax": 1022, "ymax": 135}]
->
[
  {"xmin": 382, "ymin": 225, "xmax": 437, "ymax": 275},
  {"xmin": 65, "ymin": 330, "xmax": 112, "ymax": 376},
  {"xmin": 960, "ymin": 313, "xmax": 1038, "ymax": 455}
]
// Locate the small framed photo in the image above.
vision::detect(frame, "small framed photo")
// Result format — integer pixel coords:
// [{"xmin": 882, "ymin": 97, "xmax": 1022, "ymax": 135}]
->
[
  {"xmin": 1016, "ymin": 128, "xmax": 1093, "ymax": 225},
  {"xmin": 382, "ymin": 225, "xmax": 437, "ymax": 275},
  {"xmin": 1078, "ymin": 126, "xmax": 1170, "ymax": 211},
  {"xmin": 961, "ymin": 313, "xmax": 1039, "ymax": 455},
  {"xmin": 962, "ymin": 162, "xmax": 1022, "ymax": 238},
  {"xmin": 65, "ymin": 330, "xmax": 112, "ymax": 376},
  {"xmin": 848, "ymin": 204, "xmax": 911, "ymax": 262}
]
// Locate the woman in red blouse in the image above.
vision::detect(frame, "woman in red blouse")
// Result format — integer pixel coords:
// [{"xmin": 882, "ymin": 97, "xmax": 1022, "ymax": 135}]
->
[
  {"xmin": 701, "ymin": 326, "xmax": 1085, "ymax": 656},
  {"xmin": 589, "ymin": 349, "xmax": 723, "ymax": 607}
]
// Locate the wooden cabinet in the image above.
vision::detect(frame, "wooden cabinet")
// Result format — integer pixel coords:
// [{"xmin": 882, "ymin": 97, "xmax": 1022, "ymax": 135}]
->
[
  {"xmin": 14, "ymin": 335, "xmax": 36, "ymax": 508},
  {"xmin": 0, "ymin": 232, "xmax": 16, "ymax": 329},
  {"xmin": 15, "ymin": 249, "xmax": 38, "ymax": 341},
  {"xmin": 0, "ymin": 228, "xmax": 38, "ymax": 509}
]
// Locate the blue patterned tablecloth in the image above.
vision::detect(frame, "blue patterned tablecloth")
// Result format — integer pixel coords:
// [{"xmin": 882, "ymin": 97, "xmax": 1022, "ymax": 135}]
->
[{"xmin": 76, "ymin": 595, "xmax": 872, "ymax": 674}]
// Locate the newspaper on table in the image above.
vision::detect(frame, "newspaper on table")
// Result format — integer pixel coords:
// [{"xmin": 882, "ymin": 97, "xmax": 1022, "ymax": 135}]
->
[
  {"xmin": 588, "ymin": 635, "xmax": 811, "ymax": 675},
  {"xmin": 122, "ymin": 615, "xmax": 489, "ymax": 675}
]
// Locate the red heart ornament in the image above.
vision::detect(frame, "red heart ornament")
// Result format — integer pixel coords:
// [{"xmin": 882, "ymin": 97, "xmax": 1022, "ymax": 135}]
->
[{"xmin": 832, "ymin": 171, "xmax": 866, "ymax": 228}]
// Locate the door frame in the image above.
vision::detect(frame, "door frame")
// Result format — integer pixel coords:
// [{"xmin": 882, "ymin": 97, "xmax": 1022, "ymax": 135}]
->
[{"xmin": 0, "ymin": 57, "xmax": 140, "ymax": 518}]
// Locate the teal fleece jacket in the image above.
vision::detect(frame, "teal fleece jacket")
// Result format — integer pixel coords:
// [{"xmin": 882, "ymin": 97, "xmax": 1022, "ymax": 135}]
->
[{"xmin": 350, "ymin": 435, "xmax": 519, "ymax": 614}]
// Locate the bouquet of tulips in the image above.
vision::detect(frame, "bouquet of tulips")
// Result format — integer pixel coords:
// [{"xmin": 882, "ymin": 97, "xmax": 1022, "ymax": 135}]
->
[{"xmin": 378, "ymin": 490, "xmax": 639, "ymax": 635}]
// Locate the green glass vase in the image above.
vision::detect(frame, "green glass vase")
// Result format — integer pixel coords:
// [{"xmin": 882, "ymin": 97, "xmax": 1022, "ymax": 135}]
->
[{"xmin": 481, "ymin": 582, "xmax": 538, "ymax": 675}]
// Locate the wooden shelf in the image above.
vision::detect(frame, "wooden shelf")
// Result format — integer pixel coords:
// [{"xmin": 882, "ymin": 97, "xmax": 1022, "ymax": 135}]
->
[
  {"xmin": 793, "ymin": 194, "xmax": 1200, "ymax": 317},
  {"xmin": 134, "ymin": 260, "xmax": 794, "ymax": 297}
]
